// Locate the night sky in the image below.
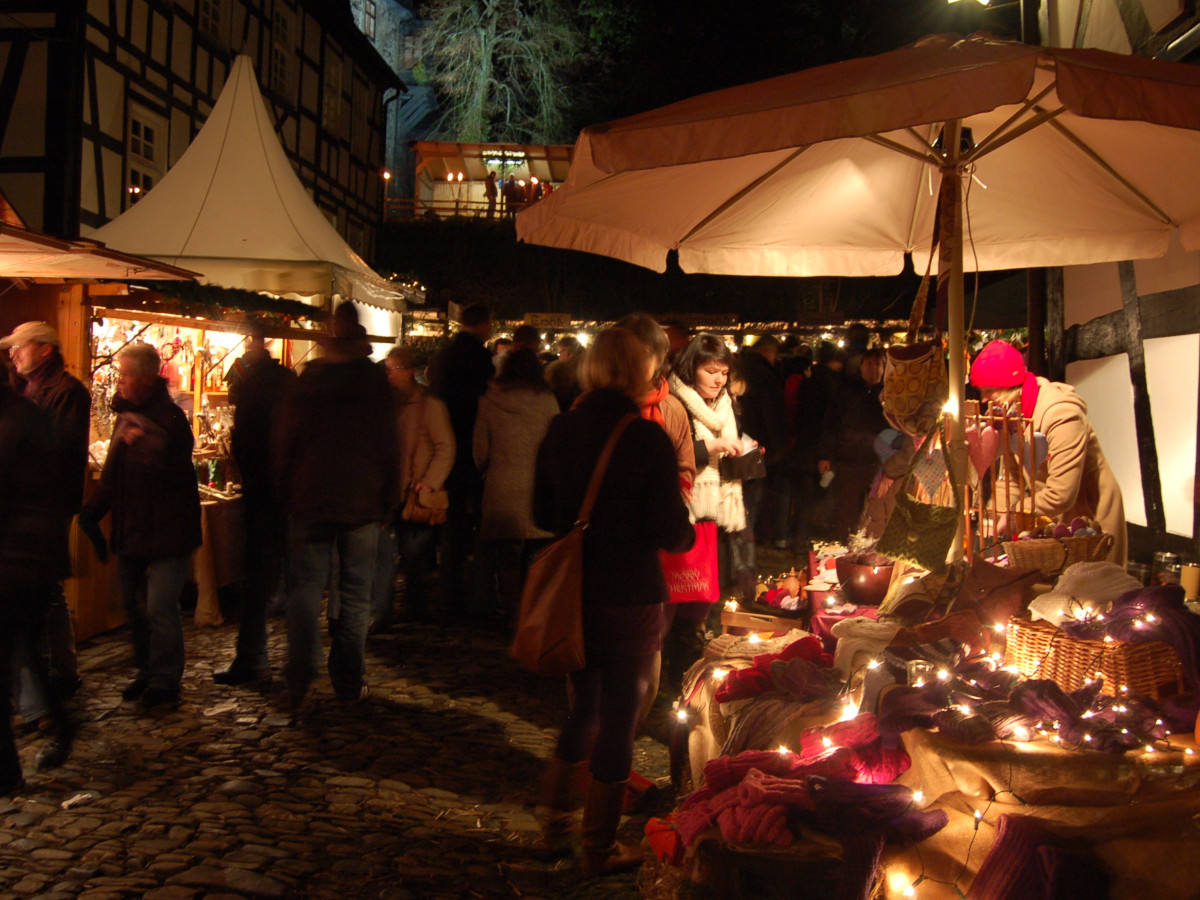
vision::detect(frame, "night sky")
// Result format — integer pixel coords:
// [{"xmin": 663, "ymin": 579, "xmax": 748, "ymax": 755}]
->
[{"xmin": 568, "ymin": 0, "xmax": 1022, "ymax": 130}]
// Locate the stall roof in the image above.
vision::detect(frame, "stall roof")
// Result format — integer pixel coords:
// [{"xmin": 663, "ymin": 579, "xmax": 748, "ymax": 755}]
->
[
  {"xmin": 0, "ymin": 223, "xmax": 197, "ymax": 281},
  {"xmin": 414, "ymin": 141, "xmax": 574, "ymax": 185},
  {"xmin": 90, "ymin": 55, "xmax": 403, "ymax": 312}
]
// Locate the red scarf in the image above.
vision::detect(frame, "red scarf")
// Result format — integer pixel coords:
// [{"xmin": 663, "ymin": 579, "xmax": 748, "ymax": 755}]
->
[
  {"xmin": 639, "ymin": 377, "xmax": 669, "ymax": 428},
  {"xmin": 1020, "ymin": 371, "xmax": 1040, "ymax": 420}
]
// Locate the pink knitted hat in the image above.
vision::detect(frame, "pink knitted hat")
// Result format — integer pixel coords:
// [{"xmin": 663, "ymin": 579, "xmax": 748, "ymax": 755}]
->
[{"xmin": 970, "ymin": 340, "xmax": 1026, "ymax": 388}]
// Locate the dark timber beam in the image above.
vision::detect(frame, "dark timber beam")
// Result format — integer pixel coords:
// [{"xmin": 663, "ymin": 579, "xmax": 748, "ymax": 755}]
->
[
  {"xmin": 1046, "ymin": 266, "xmax": 1065, "ymax": 381},
  {"xmin": 1119, "ymin": 260, "xmax": 1166, "ymax": 532}
]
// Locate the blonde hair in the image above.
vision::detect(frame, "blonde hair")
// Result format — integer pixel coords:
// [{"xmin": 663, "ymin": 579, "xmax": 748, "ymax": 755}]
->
[
  {"xmin": 986, "ymin": 385, "xmax": 1023, "ymax": 411},
  {"xmin": 579, "ymin": 327, "xmax": 651, "ymax": 398}
]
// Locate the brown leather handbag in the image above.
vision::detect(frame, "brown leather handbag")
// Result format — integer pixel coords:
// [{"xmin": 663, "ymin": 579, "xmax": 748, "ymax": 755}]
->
[
  {"xmin": 401, "ymin": 486, "xmax": 449, "ymax": 526},
  {"xmin": 509, "ymin": 413, "xmax": 636, "ymax": 677}
]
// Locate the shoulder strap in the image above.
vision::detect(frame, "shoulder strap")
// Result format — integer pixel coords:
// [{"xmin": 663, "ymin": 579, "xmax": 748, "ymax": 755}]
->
[
  {"xmin": 898, "ymin": 416, "xmax": 960, "ymax": 505},
  {"xmin": 576, "ymin": 413, "xmax": 637, "ymax": 527}
]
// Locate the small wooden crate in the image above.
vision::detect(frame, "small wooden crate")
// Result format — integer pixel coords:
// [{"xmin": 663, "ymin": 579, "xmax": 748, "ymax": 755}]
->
[{"xmin": 1004, "ymin": 615, "xmax": 1184, "ymax": 701}]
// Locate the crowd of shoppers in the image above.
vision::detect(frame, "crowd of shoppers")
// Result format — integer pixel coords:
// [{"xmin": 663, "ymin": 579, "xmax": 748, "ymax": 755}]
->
[{"xmin": 2, "ymin": 305, "xmax": 1125, "ymax": 880}]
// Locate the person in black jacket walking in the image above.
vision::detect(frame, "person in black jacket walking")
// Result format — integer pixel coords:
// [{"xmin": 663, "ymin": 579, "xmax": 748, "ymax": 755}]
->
[
  {"xmin": 532, "ymin": 327, "xmax": 693, "ymax": 878},
  {"xmin": 80, "ymin": 342, "xmax": 203, "ymax": 712},
  {"xmin": 0, "ymin": 374, "xmax": 76, "ymax": 789},
  {"xmin": 213, "ymin": 326, "xmax": 296, "ymax": 686},
  {"xmin": 427, "ymin": 303, "xmax": 494, "ymax": 617},
  {"xmin": 275, "ymin": 311, "xmax": 400, "ymax": 714},
  {"xmin": 1, "ymin": 322, "xmax": 90, "ymax": 702}
]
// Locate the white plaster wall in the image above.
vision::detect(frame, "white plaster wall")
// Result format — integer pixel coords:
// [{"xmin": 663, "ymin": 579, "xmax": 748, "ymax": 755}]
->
[
  {"xmin": 1065, "ymin": 354, "xmax": 1147, "ymax": 527},
  {"xmin": 1143, "ymin": 334, "xmax": 1199, "ymax": 536},
  {"xmin": 1062, "ymin": 261, "xmax": 1122, "ymax": 328}
]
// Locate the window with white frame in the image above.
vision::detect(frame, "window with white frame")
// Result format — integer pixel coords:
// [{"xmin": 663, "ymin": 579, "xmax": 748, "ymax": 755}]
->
[
  {"xmin": 363, "ymin": 0, "xmax": 376, "ymax": 41},
  {"xmin": 197, "ymin": 0, "xmax": 223, "ymax": 40},
  {"xmin": 270, "ymin": 8, "xmax": 292, "ymax": 93},
  {"xmin": 127, "ymin": 105, "xmax": 166, "ymax": 206}
]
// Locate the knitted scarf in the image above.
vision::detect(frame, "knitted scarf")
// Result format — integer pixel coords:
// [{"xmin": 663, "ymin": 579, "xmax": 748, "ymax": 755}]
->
[{"xmin": 669, "ymin": 373, "xmax": 746, "ymax": 532}]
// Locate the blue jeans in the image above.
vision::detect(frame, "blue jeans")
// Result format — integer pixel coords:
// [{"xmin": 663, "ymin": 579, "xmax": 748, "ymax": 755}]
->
[
  {"xmin": 118, "ymin": 555, "xmax": 191, "ymax": 691},
  {"xmin": 229, "ymin": 497, "xmax": 286, "ymax": 675},
  {"xmin": 370, "ymin": 525, "xmax": 399, "ymax": 625},
  {"xmin": 285, "ymin": 519, "xmax": 379, "ymax": 699},
  {"xmin": 397, "ymin": 522, "xmax": 437, "ymax": 617}
]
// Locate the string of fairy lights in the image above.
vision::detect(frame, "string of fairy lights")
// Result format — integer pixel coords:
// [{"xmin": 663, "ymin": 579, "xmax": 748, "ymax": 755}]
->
[{"xmin": 675, "ymin": 587, "xmax": 1196, "ymax": 898}]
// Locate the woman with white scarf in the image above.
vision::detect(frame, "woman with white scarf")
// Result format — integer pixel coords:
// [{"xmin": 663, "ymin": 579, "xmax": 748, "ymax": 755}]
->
[{"xmin": 669, "ymin": 333, "xmax": 757, "ymax": 607}]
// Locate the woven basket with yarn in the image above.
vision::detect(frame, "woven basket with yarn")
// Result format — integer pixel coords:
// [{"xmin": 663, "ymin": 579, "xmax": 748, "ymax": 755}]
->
[
  {"xmin": 1002, "ymin": 532, "xmax": 1114, "ymax": 579},
  {"xmin": 1004, "ymin": 615, "xmax": 1184, "ymax": 702}
]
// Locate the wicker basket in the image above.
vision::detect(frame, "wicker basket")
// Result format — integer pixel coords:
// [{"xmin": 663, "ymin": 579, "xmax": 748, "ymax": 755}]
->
[
  {"xmin": 1004, "ymin": 615, "xmax": 1184, "ymax": 701},
  {"xmin": 1002, "ymin": 532, "xmax": 1114, "ymax": 578}
]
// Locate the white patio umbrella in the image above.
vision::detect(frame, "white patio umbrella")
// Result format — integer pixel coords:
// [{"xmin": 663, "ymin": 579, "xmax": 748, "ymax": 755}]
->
[{"xmin": 518, "ymin": 33, "xmax": 1200, "ymax": 480}]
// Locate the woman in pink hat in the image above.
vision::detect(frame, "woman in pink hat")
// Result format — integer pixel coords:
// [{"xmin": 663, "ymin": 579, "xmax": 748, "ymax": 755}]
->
[{"xmin": 970, "ymin": 340, "xmax": 1126, "ymax": 564}]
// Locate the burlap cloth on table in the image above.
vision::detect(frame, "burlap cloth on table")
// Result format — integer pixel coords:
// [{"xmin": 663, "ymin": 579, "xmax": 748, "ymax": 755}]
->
[{"xmin": 885, "ymin": 727, "xmax": 1200, "ymax": 900}]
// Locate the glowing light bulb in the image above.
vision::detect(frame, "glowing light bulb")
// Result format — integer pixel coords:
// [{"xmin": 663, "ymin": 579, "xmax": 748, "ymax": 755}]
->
[
  {"xmin": 748, "ymin": 633, "xmax": 762, "ymax": 644},
  {"xmin": 936, "ymin": 669, "xmax": 949, "ymax": 681},
  {"xmin": 777, "ymin": 745, "xmax": 790, "ymax": 755},
  {"xmin": 974, "ymin": 809, "xmax": 983, "ymax": 821},
  {"xmin": 1145, "ymin": 745, "xmax": 1155, "ymax": 753},
  {"xmin": 822, "ymin": 736, "xmax": 833, "ymax": 749},
  {"xmin": 956, "ymin": 705, "xmax": 973, "ymax": 716},
  {"xmin": 867, "ymin": 659, "xmax": 881, "ymax": 670},
  {"xmin": 1011, "ymin": 726, "xmax": 1030, "ymax": 741},
  {"xmin": 711, "ymin": 668, "xmax": 728, "ymax": 681},
  {"xmin": 911, "ymin": 790, "xmax": 924, "ymax": 804},
  {"xmin": 840, "ymin": 700, "xmax": 858, "ymax": 721},
  {"xmin": 724, "ymin": 599, "xmax": 739, "ymax": 612},
  {"xmin": 676, "ymin": 709, "xmax": 688, "ymax": 722},
  {"xmin": 993, "ymin": 623, "xmax": 1006, "ymax": 634}
]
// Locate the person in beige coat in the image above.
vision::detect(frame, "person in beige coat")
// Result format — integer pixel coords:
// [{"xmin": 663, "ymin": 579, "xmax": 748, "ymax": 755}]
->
[
  {"xmin": 970, "ymin": 339, "xmax": 1126, "ymax": 565},
  {"xmin": 379, "ymin": 346, "xmax": 455, "ymax": 625},
  {"xmin": 472, "ymin": 347, "xmax": 560, "ymax": 627}
]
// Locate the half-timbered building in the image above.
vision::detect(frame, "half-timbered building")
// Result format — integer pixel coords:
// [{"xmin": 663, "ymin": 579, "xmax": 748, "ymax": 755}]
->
[{"xmin": 0, "ymin": 0, "xmax": 399, "ymax": 264}]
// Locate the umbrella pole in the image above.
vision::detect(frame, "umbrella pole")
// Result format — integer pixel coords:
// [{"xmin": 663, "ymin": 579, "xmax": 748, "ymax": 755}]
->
[{"xmin": 941, "ymin": 120, "xmax": 969, "ymax": 562}]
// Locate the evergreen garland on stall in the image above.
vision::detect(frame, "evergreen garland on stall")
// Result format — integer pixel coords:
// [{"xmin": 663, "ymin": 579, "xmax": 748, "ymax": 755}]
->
[{"xmin": 129, "ymin": 281, "xmax": 329, "ymax": 324}]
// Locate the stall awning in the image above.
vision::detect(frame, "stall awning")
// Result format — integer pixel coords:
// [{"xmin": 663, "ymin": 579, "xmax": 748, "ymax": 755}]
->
[{"xmin": 0, "ymin": 224, "xmax": 197, "ymax": 281}]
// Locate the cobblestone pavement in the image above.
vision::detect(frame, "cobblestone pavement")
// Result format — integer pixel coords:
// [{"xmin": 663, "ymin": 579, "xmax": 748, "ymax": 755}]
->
[{"xmin": 2, "ymin": 609, "xmax": 678, "ymax": 900}]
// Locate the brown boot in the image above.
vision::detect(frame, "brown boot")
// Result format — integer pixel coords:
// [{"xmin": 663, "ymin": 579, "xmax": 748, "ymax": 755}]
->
[
  {"xmin": 534, "ymin": 756, "xmax": 588, "ymax": 856},
  {"xmin": 580, "ymin": 778, "xmax": 644, "ymax": 878}
]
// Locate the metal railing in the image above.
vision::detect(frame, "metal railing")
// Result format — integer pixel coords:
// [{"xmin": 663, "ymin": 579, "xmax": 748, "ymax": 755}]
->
[{"xmin": 384, "ymin": 197, "xmax": 537, "ymax": 221}]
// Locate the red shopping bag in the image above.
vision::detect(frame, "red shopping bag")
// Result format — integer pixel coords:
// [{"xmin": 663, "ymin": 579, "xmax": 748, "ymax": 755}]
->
[{"xmin": 658, "ymin": 521, "xmax": 719, "ymax": 603}]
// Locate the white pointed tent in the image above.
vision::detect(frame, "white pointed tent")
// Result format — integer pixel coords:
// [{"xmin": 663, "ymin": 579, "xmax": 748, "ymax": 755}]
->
[{"xmin": 91, "ymin": 55, "xmax": 404, "ymax": 320}]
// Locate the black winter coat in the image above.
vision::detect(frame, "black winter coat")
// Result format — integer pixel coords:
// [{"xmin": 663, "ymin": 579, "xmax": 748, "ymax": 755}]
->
[
  {"xmin": 0, "ymin": 387, "xmax": 68, "ymax": 588},
  {"xmin": 22, "ymin": 353, "xmax": 90, "ymax": 515},
  {"xmin": 533, "ymin": 390, "xmax": 694, "ymax": 610},
  {"xmin": 275, "ymin": 354, "xmax": 400, "ymax": 526},
  {"xmin": 816, "ymin": 376, "xmax": 889, "ymax": 466},
  {"xmin": 737, "ymin": 351, "xmax": 786, "ymax": 462},
  {"xmin": 230, "ymin": 351, "xmax": 296, "ymax": 502},
  {"xmin": 427, "ymin": 331, "xmax": 494, "ymax": 484},
  {"xmin": 84, "ymin": 378, "xmax": 202, "ymax": 559}
]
